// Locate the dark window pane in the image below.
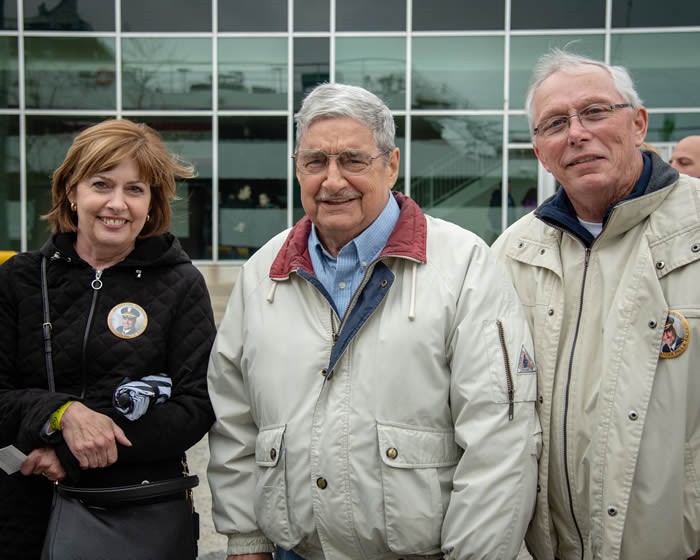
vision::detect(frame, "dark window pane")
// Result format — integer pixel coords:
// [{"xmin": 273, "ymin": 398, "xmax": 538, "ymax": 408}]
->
[
  {"xmin": 647, "ymin": 112, "xmax": 700, "ymax": 144},
  {"xmin": 25, "ymin": 37, "xmax": 115, "ymax": 109},
  {"xmin": 131, "ymin": 117, "xmax": 213, "ymax": 260},
  {"xmin": 336, "ymin": 37, "xmax": 406, "ymax": 110},
  {"xmin": 509, "ymin": 35, "xmax": 604, "ymax": 110},
  {"xmin": 0, "ymin": 37, "xmax": 19, "ymax": 108},
  {"xmin": 219, "ymin": 0, "xmax": 286, "ymax": 31},
  {"xmin": 509, "ymin": 114, "xmax": 532, "ymax": 144},
  {"xmin": 612, "ymin": 0, "xmax": 700, "ymax": 27},
  {"xmin": 24, "ymin": 0, "xmax": 114, "ymax": 31},
  {"xmin": 219, "ymin": 117, "xmax": 288, "ymax": 260},
  {"xmin": 413, "ymin": 37, "xmax": 503, "ymax": 110},
  {"xmin": 413, "ymin": 0, "xmax": 503, "ymax": 31},
  {"xmin": 2, "ymin": 1, "xmax": 18, "ymax": 29},
  {"xmin": 122, "ymin": 38, "xmax": 212, "ymax": 110},
  {"xmin": 218, "ymin": 38, "xmax": 287, "ymax": 110},
  {"xmin": 511, "ymin": 0, "xmax": 605, "ymax": 29},
  {"xmin": 122, "ymin": 0, "xmax": 211, "ymax": 32},
  {"xmin": 295, "ymin": 0, "xmax": 328, "ymax": 31},
  {"xmin": 611, "ymin": 33, "xmax": 700, "ymax": 108},
  {"xmin": 507, "ymin": 148, "xmax": 539, "ymax": 231},
  {"xmin": 410, "ymin": 115, "xmax": 503, "ymax": 242},
  {"xmin": 294, "ymin": 38, "xmax": 329, "ymax": 111},
  {"xmin": 337, "ymin": 0, "xmax": 405, "ymax": 31},
  {"xmin": 0, "ymin": 116, "xmax": 20, "ymax": 251},
  {"xmin": 25, "ymin": 116, "xmax": 106, "ymax": 249}
]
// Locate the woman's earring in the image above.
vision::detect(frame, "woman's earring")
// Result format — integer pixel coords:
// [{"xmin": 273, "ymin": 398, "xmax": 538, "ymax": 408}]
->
[
  {"xmin": 145, "ymin": 214, "xmax": 151, "ymax": 223},
  {"xmin": 70, "ymin": 202, "xmax": 77, "ymax": 212}
]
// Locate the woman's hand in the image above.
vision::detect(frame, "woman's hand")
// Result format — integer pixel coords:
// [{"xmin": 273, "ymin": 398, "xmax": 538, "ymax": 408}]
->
[
  {"xmin": 59, "ymin": 401, "xmax": 132, "ymax": 469},
  {"xmin": 20, "ymin": 447, "xmax": 66, "ymax": 481}
]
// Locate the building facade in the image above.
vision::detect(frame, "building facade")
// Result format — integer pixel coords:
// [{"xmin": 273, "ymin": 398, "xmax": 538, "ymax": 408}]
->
[{"xmin": 1, "ymin": 0, "xmax": 699, "ymax": 261}]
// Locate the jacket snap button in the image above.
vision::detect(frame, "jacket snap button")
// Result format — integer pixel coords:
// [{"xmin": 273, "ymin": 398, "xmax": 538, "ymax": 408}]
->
[
  {"xmin": 692, "ymin": 243, "xmax": 700, "ymax": 253},
  {"xmin": 386, "ymin": 447, "xmax": 398, "ymax": 460},
  {"xmin": 316, "ymin": 477, "xmax": 328, "ymax": 490},
  {"xmin": 607, "ymin": 506, "xmax": 618, "ymax": 516},
  {"xmin": 547, "ymin": 308, "xmax": 554, "ymax": 316},
  {"xmin": 380, "ymin": 279, "xmax": 388, "ymax": 288},
  {"xmin": 518, "ymin": 242, "xmax": 524, "ymax": 248},
  {"xmin": 540, "ymin": 249, "xmax": 546, "ymax": 255},
  {"xmin": 648, "ymin": 320, "xmax": 657, "ymax": 329},
  {"xmin": 628, "ymin": 410, "xmax": 638, "ymax": 421},
  {"xmin": 270, "ymin": 448, "xmax": 277, "ymax": 460},
  {"xmin": 321, "ymin": 368, "xmax": 327, "ymax": 376},
  {"xmin": 655, "ymin": 261, "xmax": 665, "ymax": 270},
  {"xmin": 538, "ymin": 395, "xmax": 544, "ymax": 404}
]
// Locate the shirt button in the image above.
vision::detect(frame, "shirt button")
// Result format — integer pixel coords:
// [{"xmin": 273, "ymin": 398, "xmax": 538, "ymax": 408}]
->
[
  {"xmin": 316, "ymin": 477, "xmax": 328, "ymax": 490},
  {"xmin": 338, "ymin": 282, "xmax": 346, "ymax": 289}
]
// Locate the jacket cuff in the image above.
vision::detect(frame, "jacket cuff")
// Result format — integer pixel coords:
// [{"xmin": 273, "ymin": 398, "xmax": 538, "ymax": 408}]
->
[{"xmin": 226, "ymin": 531, "xmax": 275, "ymax": 555}]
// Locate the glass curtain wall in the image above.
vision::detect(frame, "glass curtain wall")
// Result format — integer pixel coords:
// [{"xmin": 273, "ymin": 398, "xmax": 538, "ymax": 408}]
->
[{"xmin": 1, "ymin": 0, "xmax": 699, "ymax": 256}]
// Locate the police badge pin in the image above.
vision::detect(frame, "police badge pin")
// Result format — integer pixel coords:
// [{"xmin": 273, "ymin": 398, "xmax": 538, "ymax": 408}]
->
[
  {"xmin": 659, "ymin": 310, "xmax": 690, "ymax": 359},
  {"xmin": 108, "ymin": 303, "xmax": 148, "ymax": 339}
]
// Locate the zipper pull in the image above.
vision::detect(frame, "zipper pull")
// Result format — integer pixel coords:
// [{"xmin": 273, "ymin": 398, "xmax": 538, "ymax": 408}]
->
[
  {"xmin": 91, "ymin": 269, "xmax": 103, "ymax": 290},
  {"xmin": 136, "ymin": 269, "xmax": 142, "ymax": 279}
]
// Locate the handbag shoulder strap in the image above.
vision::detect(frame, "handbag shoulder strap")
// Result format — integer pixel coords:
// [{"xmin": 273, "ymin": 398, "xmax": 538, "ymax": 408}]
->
[{"xmin": 41, "ymin": 256, "xmax": 55, "ymax": 392}]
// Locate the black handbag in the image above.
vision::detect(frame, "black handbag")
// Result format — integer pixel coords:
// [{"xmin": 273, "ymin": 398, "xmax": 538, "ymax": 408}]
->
[
  {"xmin": 41, "ymin": 476, "xmax": 200, "ymax": 560},
  {"xmin": 39, "ymin": 257, "xmax": 201, "ymax": 559}
]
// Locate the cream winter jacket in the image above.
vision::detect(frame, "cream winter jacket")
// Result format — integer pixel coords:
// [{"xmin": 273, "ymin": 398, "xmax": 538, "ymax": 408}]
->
[
  {"xmin": 493, "ymin": 154, "xmax": 700, "ymax": 560},
  {"xmin": 208, "ymin": 193, "xmax": 540, "ymax": 559}
]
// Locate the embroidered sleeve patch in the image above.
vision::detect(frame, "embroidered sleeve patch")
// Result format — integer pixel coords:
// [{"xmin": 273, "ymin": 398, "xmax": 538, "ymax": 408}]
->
[{"xmin": 517, "ymin": 345, "xmax": 536, "ymax": 374}]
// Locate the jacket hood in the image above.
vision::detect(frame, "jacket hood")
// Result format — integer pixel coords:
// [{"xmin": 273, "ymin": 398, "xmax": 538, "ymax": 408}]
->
[
  {"xmin": 40, "ymin": 232, "xmax": 192, "ymax": 269},
  {"xmin": 269, "ymin": 191, "xmax": 427, "ymax": 280}
]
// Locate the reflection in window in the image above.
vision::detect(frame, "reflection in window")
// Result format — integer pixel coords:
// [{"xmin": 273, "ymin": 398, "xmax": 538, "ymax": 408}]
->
[
  {"xmin": 294, "ymin": 0, "xmax": 328, "ymax": 32},
  {"xmin": 122, "ymin": 38, "xmax": 212, "ymax": 110},
  {"xmin": 413, "ymin": 0, "xmax": 503, "ymax": 31},
  {"xmin": 25, "ymin": 37, "xmax": 115, "ymax": 109},
  {"xmin": 612, "ymin": 0, "xmax": 700, "ymax": 27},
  {"xmin": 219, "ymin": 117, "xmax": 288, "ymax": 260},
  {"xmin": 218, "ymin": 38, "xmax": 287, "ymax": 110},
  {"xmin": 25, "ymin": 116, "xmax": 104, "ymax": 250},
  {"xmin": 0, "ymin": 37, "xmax": 19, "ymax": 108},
  {"xmin": 131, "ymin": 117, "xmax": 213, "ymax": 260},
  {"xmin": 294, "ymin": 38, "xmax": 329, "ymax": 111},
  {"xmin": 1, "ymin": 1, "xmax": 17, "ymax": 29},
  {"xmin": 410, "ymin": 115, "xmax": 502, "ymax": 241},
  {"xmin": 412, "ymin": 37, "xmax": 503, "ymax": 110},
  {"xmin": 647, "ymin": 112, "xmax": 700, "ymax": 144},
  {"xmin": 121, "ymin": 0, "xmax": 210, "ymax": 32},
  {"xmin": 507, "ymin": 148, "xmax": 539, "ymax": 228},
  {"xmin": 509, "ymin": 114, "xmax": 533, "ymax": 144},
  {"xmin": 219, "ymin": 0, "xmax": 286, "ymax": 32},
  {"xmin": 336, "ymin": 0, "xmax": 405, "ymax": 31},
  {"xmin": 0, "ymin": 116, "xmax": 20, "ymax": 250},
  {"xmin": 611, "ymin": 33, "xmax": 700, "ymax": 108},
  {"xmin": 336, "ymin": 37, "xmax": 406, "ymax": 110},
  {"xmin": 509, "ymin": 35, "xmax": 604, "ymax": 110},
  {"xmin": 511, "ymin": 0, "xmax": 604, "ymax": 29},
  {"xmin": 23, "ymin": 0, "xmax": 114, "ymax": 31}
]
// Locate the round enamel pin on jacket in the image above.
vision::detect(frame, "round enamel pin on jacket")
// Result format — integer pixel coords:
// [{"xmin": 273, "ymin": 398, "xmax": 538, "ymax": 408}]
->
[
  {"xmin": 659, "ymin": 310, "xmax": 689, "ymax": 359},
  {"xmin": 109, "ymin": 303, "xmax": 148, "ymax": 339}
]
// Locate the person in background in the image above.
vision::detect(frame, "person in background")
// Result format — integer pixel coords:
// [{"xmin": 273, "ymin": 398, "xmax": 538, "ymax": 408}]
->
[
  {"xmin": 0, "ymin": 119, "xmax": 216, "ymax": 560},
  {"xmin": 670, "ymin": 135, "xmax": 700, "ymax": 178},
  {"xmin": 207, "ymin": 82, "xmax": 540, "ymax": 560},
  {"xmin": 493, "ymin": 49, "xmax": 700, "ymax": 560}
]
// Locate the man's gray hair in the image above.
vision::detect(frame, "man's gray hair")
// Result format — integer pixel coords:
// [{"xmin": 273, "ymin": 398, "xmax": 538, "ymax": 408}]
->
[
  {"xmin": 525, "ymin": 49, "xmax": 643, "ymax": 136},
  {"xmin": 294, "ymin": 83, "xmax": 396, "ymax": 152}
]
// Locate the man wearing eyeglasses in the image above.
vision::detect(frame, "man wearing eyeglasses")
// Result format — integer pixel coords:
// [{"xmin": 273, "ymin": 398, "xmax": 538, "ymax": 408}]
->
[
  {"xmin": 493, "ymin": 49, "xmax": 700, "ymax": 560},
  {"xmin": 208, "ymin": 82, "xmax": 539, "ymax": 560}
]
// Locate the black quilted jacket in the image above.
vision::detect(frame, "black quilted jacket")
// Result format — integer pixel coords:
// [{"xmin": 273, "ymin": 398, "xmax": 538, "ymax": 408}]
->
[{"xmin": 0, "ymin": 232, "xmax": 216, "ymax": 559}]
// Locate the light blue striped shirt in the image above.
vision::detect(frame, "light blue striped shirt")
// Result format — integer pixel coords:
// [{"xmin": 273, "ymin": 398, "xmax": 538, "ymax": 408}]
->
[{"xmin": 309, "ymin": 194, "xmax": 400, "ymax": 318}]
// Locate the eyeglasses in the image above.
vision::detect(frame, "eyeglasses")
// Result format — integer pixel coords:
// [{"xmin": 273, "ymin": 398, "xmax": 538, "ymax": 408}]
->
[
  {"xmin": 533, "ymin": 103, "xmax": 633, "ymax": 137},
  {"xmin": 292, "ymin": 149, "xmax": 389, "ymax": 175}
]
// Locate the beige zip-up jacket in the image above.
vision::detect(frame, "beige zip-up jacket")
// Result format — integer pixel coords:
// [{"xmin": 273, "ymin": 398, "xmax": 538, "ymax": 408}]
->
[
  {"xmin": 208, "ymin": 194, "xmax": 540, "ymax": 559},
  {"xmin": 493, "ymin": 157, "xmax": 700, "ymax": 560}
]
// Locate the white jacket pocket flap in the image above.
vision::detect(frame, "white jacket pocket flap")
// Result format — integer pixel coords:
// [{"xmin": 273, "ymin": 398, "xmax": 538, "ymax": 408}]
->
[
  {"xmin": 376, "ymin": 421, "xmax": 462, "ymax": 468},
  {"xmin": 255, "ymin": 424, "xmax": 286, "ymax": 467}
]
